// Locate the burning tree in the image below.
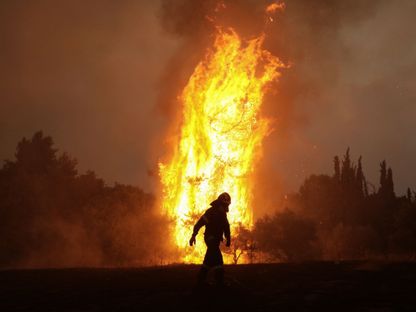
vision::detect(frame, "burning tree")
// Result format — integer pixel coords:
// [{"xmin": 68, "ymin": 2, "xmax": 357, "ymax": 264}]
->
[{"xmin": 159, "ymin": 26, "xmax": 283, "ymax": 263}]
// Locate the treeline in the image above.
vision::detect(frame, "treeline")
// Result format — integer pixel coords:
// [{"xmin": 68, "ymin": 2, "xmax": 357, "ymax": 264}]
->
[
  {"xmin": 0, "ymin": 132, "xmax": 172, "ymax": 267},
  {"xmin": 234, "ymin": 149, "xmax": 416, "ymax": 263},
  {"xmin": 1, "ymin": 132, "xmax": 415, "ymax": 267}
]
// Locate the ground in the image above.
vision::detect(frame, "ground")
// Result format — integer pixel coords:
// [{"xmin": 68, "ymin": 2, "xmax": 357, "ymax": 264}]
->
[{"xmin": 1, "ymin": 261, "xmax": 415, "ymax": 311}]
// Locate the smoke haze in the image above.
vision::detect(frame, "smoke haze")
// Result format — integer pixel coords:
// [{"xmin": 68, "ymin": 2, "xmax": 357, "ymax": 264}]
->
[
  {"xmin": 156, "ymin": 0, "xmax": 416, "ymax": 215},
  {"xmin": 1, "ymin": 0, "xmax": 415, "ymax": 268},
  {"xmin": 1, "ymin": 0, "xmax": 415, "ymax": 212}
]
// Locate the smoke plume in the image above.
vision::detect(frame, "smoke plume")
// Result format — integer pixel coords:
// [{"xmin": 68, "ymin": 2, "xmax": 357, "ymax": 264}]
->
[{"xmin": 156, "ymin": 0, "xmax": 416, "ymax": 215}]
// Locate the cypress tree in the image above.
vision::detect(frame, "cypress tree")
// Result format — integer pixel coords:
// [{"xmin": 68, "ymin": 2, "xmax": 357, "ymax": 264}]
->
[
  {"xmin": 341, "ymin": 148, "xmax": 352, "ymax": 186},
  {"xmin": 379, "ymin": 160, "xmax": 387, "ymax": 194},
  {"xmin": 363, "ymin": 177, "xmax": 369, "ymax": 197},
  {"xmin": 356, "ymin": 156, "xmax": 364, "ymax": 197},
  {"xmin": 334, "ymin": 156, "xmax": 341, "ymax": 182},
  {"xmin": 386, "ymin": 167, "xmax": 395, "ymax": 197},
  {"xmin": 407, "ymin": 187, "xmax": 412, "ymax": 202}
]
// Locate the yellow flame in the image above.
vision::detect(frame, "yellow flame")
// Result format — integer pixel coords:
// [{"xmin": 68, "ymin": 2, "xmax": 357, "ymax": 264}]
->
[{"xmin": 159, "ymin": 28, "xmax": 282, "ymax": 263}]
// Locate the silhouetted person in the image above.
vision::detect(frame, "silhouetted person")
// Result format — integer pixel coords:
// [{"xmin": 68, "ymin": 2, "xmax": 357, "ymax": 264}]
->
[{"xmin": 189, "ymin": 192, "xmax": 231, "ymax": 286}]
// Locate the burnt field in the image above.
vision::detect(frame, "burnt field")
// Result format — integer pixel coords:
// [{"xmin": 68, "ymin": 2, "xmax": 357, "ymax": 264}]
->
[{"xmin": 1, "ymin": 261, "xmax": 416, "ymax": 311}]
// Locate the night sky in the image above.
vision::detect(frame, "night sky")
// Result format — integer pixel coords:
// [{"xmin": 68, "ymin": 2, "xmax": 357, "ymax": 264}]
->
[{"xmin": 1, "ymin": 0, "xmax": 415, "ymax": 200}]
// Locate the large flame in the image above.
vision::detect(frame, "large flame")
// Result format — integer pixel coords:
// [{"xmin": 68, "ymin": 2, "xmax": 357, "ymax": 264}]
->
[{"xmin": 159, "ymin": 27, "xmax": 281, "ymax": 263}]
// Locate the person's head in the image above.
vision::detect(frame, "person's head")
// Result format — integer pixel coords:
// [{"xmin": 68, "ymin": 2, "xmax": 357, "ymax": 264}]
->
[{"xmin": 217, "ymin": 192, "xmax": 231, "ymax": 212}]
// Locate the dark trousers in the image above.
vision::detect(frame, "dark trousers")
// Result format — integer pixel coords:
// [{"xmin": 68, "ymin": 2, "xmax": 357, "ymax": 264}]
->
[
  {"xmin": 198, "ymin": 237, "xmax": 224, "ymax": 285},
  {"xmin": 203, "ymin": 237, "xmax": 223, "ymax": 267}
]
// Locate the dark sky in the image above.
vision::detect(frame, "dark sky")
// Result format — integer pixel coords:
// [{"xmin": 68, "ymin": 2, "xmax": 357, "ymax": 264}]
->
[{"xmin": 1, "ymin": 0, "xmax": 415, "ymax": 197}]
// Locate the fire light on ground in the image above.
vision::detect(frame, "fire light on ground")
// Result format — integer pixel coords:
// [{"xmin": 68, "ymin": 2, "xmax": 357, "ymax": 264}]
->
[{"xmin": 159, "ymin": 25, "xmax": 282, "ymax": 263}]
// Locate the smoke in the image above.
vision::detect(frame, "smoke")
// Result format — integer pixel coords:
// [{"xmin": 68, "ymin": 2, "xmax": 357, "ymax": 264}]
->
[
  {"xmin": 0, "ymin": 0, "xmax": 177, "ymax": 191},
  {"xmin": 0, "ymin": 0, "xmax": 414, "ymax": 225},
  {"xmin": 0, "ymin": 131, "xmax": 178, "ymax": 268},
  {"xmin": 157, "ymin": 0, "xmax": 416, "ymax": 216},
  {"xmin": 156, "ymin": 0, "xmax": 384, "ymax": 121},
  {"xmin": 0, "ymin": 0, "xmax": 414, "ymax": 267}
]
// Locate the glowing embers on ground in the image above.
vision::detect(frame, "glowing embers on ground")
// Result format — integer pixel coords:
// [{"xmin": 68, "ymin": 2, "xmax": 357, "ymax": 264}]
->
[{"xmin": 159, "ymin": 27, "xmax": 282, "ymax": 263}]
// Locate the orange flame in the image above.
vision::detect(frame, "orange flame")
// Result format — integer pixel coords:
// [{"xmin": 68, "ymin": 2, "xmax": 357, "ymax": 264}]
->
[{"xmin": 159, "ymin": 28, "xmax": 282, "ymax": 263}]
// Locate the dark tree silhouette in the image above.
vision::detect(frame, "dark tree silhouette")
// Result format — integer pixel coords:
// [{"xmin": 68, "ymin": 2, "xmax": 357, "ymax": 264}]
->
[
  {"xmin": 407, "ymin": 188, "xmax": 413, "ymax": 203},
  {"xmin": 1, "ymin": 135, "xmax": 415, "ymax": 266},
  {"xmin": 356, "ymin": 156, "xmax": 365, "ymax": 198},
  {"xmin": 0, "ymin": 131, "xmax": 172, "ymax": 267},
  {"xmin": 386, "ymin": 167, "xmax": 395, "ymax": 198},
  {"xmin": 341, "ymin": 148, "xmax": 353, "ymax": 186},
  {"xmin": 252, "ymin": 148, "xmax": 416, "ymax": 262},
  {"xmin": 379, "ymin": 160, "xmax": 387, "ymax": 194},
  {"xmin": 334, "ymin": 156, "xmax": 341, "ymax": 182},
  {"xmin": 254, "ymin": 209, "xmax": 319, "ymax": 262}
]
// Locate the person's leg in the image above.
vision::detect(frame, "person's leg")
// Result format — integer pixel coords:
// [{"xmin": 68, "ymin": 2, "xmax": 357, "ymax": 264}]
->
[
  {"xmin": 213, "ymin": 266, "xmax": 224, "ymax": 286},
  {"xmin": 197, "ymin": 264, "xmax": 209, "ymax": 285},
  {"xmin": 211, "ymin": 241, "xmax": 224, "ymax": 286},
  {"xmin": 197, "ymin": 239, "xmax": 215, "ymax": 285}
]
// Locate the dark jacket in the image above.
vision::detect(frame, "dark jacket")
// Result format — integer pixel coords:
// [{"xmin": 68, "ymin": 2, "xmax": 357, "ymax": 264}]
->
[{"xmin": 193, "ymin": 202, "xmax": 231, "ymax": 243}]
